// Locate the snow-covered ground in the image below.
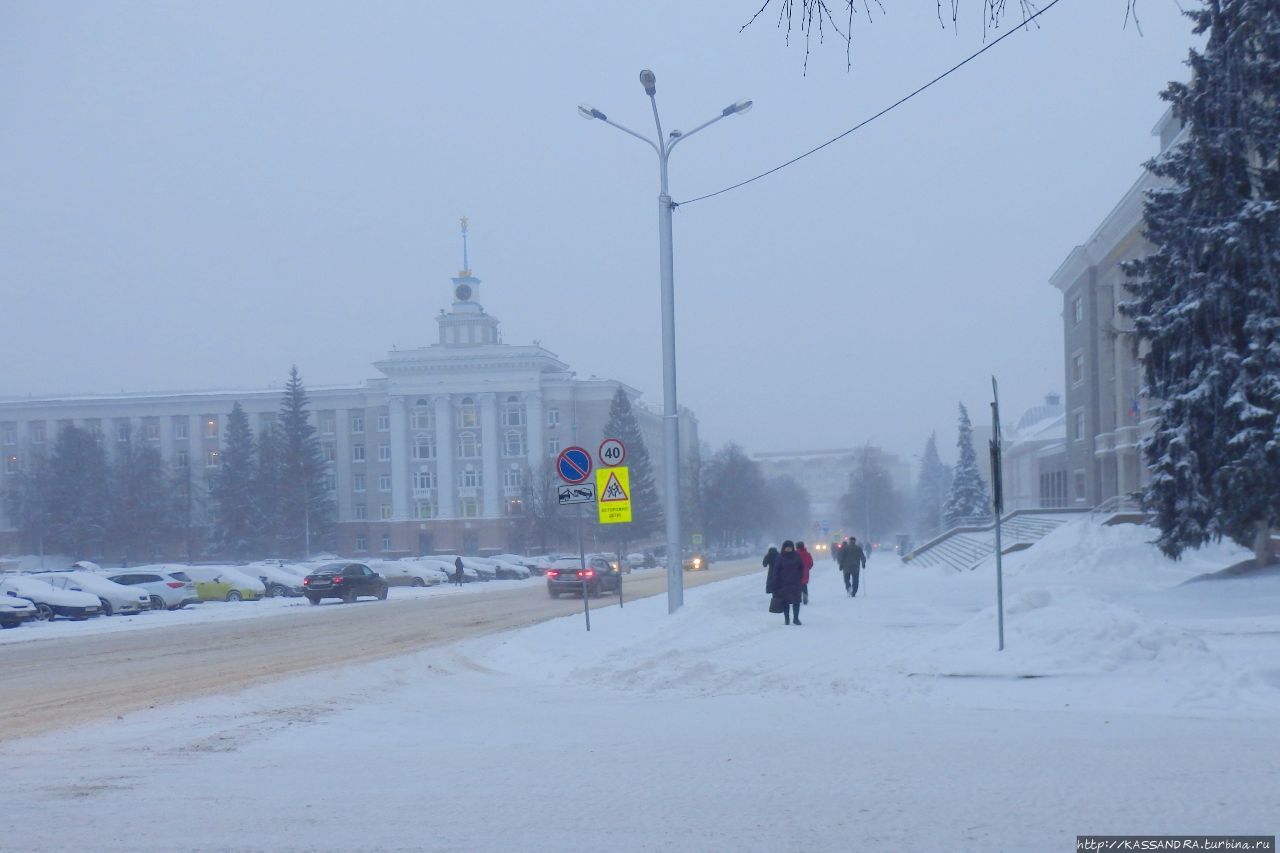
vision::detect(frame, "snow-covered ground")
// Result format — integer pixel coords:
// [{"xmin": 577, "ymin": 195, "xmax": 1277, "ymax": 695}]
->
[{"xmin": 2, "ymin": 519, "xmax": 1277, "ymax": 851}]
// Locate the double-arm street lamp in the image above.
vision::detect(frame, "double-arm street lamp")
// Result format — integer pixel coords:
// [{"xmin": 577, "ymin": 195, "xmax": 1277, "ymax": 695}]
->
[{"xmin": 579, "ymin": 70, "xmax": 752, "ymax": 614}]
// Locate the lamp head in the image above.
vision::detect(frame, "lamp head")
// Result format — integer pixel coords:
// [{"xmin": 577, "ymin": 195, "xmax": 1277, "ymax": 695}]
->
[
  {"xmin": 577, "ymin": 104, "xmax": 607, "ymax": 121},
  {"xmin": 722, "ymin": 99, "xmax": 753, "ymax": 117},
  {"xmin": 639, "ymin": 69, "xmax": 656, "ymax": 96}
]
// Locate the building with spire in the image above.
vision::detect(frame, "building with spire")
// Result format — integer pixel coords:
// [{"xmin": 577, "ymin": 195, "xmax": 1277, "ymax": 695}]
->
[{"xmin": 0, "ymin": 222, "xmax": 698, "ymax": 558}]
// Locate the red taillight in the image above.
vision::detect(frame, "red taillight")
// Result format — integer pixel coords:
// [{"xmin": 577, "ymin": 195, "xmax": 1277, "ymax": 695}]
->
[
  {"xmin": 546, "ymin": 570, "xmax": 559, "ymax": 578},
  {"xmin": 302, "ymin": 578, "xmax": 311, "ymax": 585},
  {"xmin": 579, "ymin": 570, "xmax": 595, "ymax": 579},
  {"xmin": 166, "ymin": 581, "xmax": 183, "ymax": 588},
  {"xmin": 333, "ymin": 576, "xmax": 344, "ymax": 583}
]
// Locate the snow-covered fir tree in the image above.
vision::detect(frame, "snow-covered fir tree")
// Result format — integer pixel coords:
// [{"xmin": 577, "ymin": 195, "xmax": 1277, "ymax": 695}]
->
[
  {"xmin": 108, "ymin": 437, "xmax": 170, "ymax": 564},
  {"xmin": 942, "ymin": 404, "xmax": 990, "ymax": 527},
  {"xmin": 276, "ymin": 367, "xmax": 333, "ymax": 556},
  {"xmin": 601, "ymin": 388, "xmax": 661, "ymax": 543},
  {"xmin": 1122, "ymin": 0, "xmax": 1280, "ymax": 564},
  {"xmin": 210, "ymin": 402, "xmax": 258, "ymax": 559},
  {"xmin": 253, "ymin": 421, "xmax": 285, "ymax": 555},
  {"xmin": 914, "ymin": 431, "xmax": 951, "ymax": 537}
]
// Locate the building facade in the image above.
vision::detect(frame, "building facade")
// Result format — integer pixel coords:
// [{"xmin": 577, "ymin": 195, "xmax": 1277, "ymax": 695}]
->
[{"xmin": 0, "ymin": 254, "xmax": 696, "ymax": 558}]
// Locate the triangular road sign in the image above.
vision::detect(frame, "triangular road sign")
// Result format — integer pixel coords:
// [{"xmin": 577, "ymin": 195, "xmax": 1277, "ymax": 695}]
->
[{"xmin": 600, "ymin": 471, "xmax": 629, "ymax": 502}]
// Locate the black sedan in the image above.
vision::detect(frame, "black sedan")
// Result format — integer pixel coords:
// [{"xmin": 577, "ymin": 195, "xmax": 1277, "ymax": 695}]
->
[
  {"xmin": 302, "ymin": 562, "xmax": 389, "ymax": 604},
  {"xmin": 546, "ymin": 557, "xmax": 621, "ymax": 598}
]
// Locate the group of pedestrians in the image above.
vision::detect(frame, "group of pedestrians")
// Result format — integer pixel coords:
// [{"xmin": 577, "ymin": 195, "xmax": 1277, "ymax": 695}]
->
[{"xmin": 762, "ymin": 536, "xmax": 868, "ymax": 626}]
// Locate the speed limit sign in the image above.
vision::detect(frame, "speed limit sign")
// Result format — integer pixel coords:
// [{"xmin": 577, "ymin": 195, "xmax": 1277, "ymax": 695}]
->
[{"xmin": 598, "ymin": 438, "xmax": 626, "ymax": 467}]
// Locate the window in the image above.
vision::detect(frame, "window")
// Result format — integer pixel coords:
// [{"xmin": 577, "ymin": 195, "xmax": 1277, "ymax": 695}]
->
[
  {"xmin": 116, "ymin": 421, "xmax": 131, "ymax": 443},
  {"xmin": 322, "ymin": 442, "xmax": 336, "ymax": 463},
  {"xmin": 324, "ymin": 474, "xmax": 336, "ymax": 492},
  {"xmin": 1, "ymin": 424, "xmax": 15, "ymax": 445},
  {"xmin": 351, "ymin": 414, "xmax": 365, "ymax": 434},
  {"xmin": 457, "ymin": 431, "xmax": 479, "ymax": 458},
  {"xmin": 380, "ymin": 504, "xmax": 393, "ymax": 520},
  {"xmin": 205, "ymin": 448, "xmax": 221, "ymax": 467},
  {"xmin": 382, "ymin": 534, "xmax": 392, "ymax": 551},
  {"xmin": 460, "ymin": 467, "xmax": 481, "ymax": 489},
  {"xmin": 504, "ymin": 467, "xmax": 523, "ymax": 489},
  {"xmin": 379, "ymin": 473, "xmax": 392, "ymax": 492},
  {"xmin": 378, "ymin": 444, "xmax": 391, "ymax": 462},
  {"xmin": 413, "ymin": 470, "xmax": 436, "ymax": 491},
  {"xmin": 30, "ymin": 422, "xmax": 45, "ymax": 444},
  {"xmin": 355, "ymin": 534, "xmax": 368, "ymax": 551},
  {"xmin": 1073, "ymin": 469, "xmax": 1087, "ymax": 501},
  {"xmin": 353, "ymin": 473, "xmax": 366, "ymax": 492},
  {"xmin": 1073, "ymin": 409, "xmax": 1086, "ymax": 442},
  {"xmin": 460, "ymin": 497, "xmax": 480, "ymax": 518},
  {"xmin": 1071, "ymin": 351, "xmax": 1085, "ymax": 386},
  {"xmin": 503, "ymin": 430, "xmax": 526, "ymax": 457},
  {"xmin": 4, "ymin": 455, "xmax": 18, "ymax": 474},
  {"xmin": 352, "ymin": 443, "xmax": 365, "ymax": 462},
  {"xmin": 547, "ymin": 407, "xmax": 560, "ymax": 428},
  {"xmin": 144, "ymin": 419, "xmax": 160, "ymax": 441},
  {"xmin": 354, "ymin": 504, "xmax": 368, "ymax": 520},
  {"xmin": 412, "ymin": 402, "xmax": 434, "ymax": 430},
  {"xmin": 173, "ymin": 418, "xmax": 189, "ymax": 440},
  {"xmin": 548, "ymin": 438, "xmax": 560, "ymax": 455},
  {"xmin": 377, "ymin": 411, "xmax": 390, "ymax": 432},
  {"xmin": 413, "ymin": 434, "xmax": 436, "ymax": 460},
  {"xmin": 456, "ymin": 397, "xmax": 478, "ymax": 428},
  {"xmin": 319, "ymin": 412, "xmax": 335, "ymax": 434},
  {"xmin": 175, "ymin": 449, "xmax": 189, "ymax": 469},
  {"xmin": 204, "ymin": 416, "xmax": 218, "ymax": 439},
  {"xmin": 1071, "ymin": 296, "xmax": 1084, "ymax": 326},
  {"xmin": 416, "ymin": 501, "xmax": 435, "ymax": 519},
  {"xmin": 502, "ymin": 396, "xmax": 525, "ymax": 427}
]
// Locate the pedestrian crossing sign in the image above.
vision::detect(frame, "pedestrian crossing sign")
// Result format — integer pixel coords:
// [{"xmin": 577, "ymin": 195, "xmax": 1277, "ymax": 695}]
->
[{"xmin": 595, "ymin": 466, "xmax": 632, "ymax": 524}]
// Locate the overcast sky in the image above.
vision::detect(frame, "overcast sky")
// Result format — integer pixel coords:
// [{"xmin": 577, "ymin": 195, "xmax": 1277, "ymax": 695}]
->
[{"xmin": 1, "ymin": 2, "xmax": 1196, "ymax": 465}]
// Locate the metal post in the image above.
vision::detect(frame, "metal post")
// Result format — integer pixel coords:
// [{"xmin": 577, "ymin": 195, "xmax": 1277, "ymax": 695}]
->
[
  {"xmin": 578, "ymin": 504, "xmax": 590, "ymax": 631},
  {"xmin": 991, "ymin": 376, "xmax": 1005, "ymax": 652},
  {"xmin": 658, "ymin": 186, "xmax": 683, "ymax": 614}
]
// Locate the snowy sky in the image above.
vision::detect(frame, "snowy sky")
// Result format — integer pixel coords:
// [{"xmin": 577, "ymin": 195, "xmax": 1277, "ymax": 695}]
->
[{"xmin": 0, "ymin": 2, "xmax": 1196, "ymax": 463}]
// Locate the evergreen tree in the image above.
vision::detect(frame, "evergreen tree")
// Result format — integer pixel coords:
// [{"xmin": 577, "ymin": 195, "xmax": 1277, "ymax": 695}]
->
[
  {"xmin": 601, "ymin": 388, "xmax": 662, "ymax": 542},
  {"xmin": 210, "ymin": 402, "xmax": 258, "ymax": 558},
  {"xmin": 276, "ymin": 367, "xmax": 333, "ymax": 556},
  {"xmin": 914, "ymin": 432, "xmax": 952, "ymax": 538},
  {"xmin": 253, "ymin": 423, "xmax": 284, "ymax": 555},
  {"xmin": 943, "ymin": 404, "xmax": 990, "ymax": 527},
  {"xmin": 4, "ymin": 452, "xmax": 52, "ymax": 557},
  {"xmin": 108, "ymin": 438, "xmax": 171, "ymax": 564},
  {"xmin": 1122, "ymin": 0, "xmax": 1280, "ymax": 564},
  {"xmin": 44, "ymin": 425, "xmax": 110, "ymax": 558}
]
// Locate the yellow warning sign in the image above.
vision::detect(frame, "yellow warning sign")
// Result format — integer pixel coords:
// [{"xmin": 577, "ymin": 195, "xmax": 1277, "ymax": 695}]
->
[{"xmin": 596, "ymin": 465, "xmax": 632, "ymax": 524}]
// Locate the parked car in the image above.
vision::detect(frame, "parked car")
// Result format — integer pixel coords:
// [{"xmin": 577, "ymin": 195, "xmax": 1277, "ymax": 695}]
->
[
  {"xmin": 32, "ymin": 571, "xmax": 152, "ymax": 616},
  {"xmin": 626, "ymin": 553, "xmax": 647, "ymax": 570},
  {"xmin": 302, "ymin": 563, "xmax": 389, "ymax": 604},
  {"xmin": 182, "ymin": 566, "xmax": 265, "ymax": 602},
  {"xmin": 521, "ymin": 555, "xmax": 556, "ymax": 576},
  {"xmin": 460, "ymin": 557, "xmax": 496, "ymax": 582},
  {"xmin": 416, "ymin": 558, "xmax": 478, "ymax": 583},
  {"xmin": 374, "ymin": 560, "xmax": 447, "ymax": 588},
  {"xmin": 102, "ymin": 568, "xmax": 199, "ymax": 611},
  {"xmin": 0, "ymin": 575, "xmax": 101, "ymax": 621},
  {"xmin": 471, "ymin": 557, "xmax": 530, "ymax": 580},
  {"xmin": 0, "ymin": 592, "xmax": 37, "ymax": 628},
  {"xmin": 546, "ymin": 555, "xmax": 620, "ymax": 598},
  {"xmin": 240, "ymin": 563, "xmax": 305, "ymax": 598}
]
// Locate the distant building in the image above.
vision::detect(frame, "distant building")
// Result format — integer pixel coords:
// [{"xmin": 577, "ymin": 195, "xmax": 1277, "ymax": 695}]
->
[
  {"xmin": 752, "ymin": 447, "xmax": 912, "ymax": 537},
  {"xmin": 0, "ymin": 226, "xmax": 698, "ymax": 557}
]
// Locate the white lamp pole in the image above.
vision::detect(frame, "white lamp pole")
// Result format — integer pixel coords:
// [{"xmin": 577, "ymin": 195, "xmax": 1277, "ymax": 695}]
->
[{"xmin": 579, "ymin": 70, "xmax": 752, "ymax": 613}]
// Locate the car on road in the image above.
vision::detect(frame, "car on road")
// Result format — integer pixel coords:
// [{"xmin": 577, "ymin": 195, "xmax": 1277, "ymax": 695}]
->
[
  {"xmin": 682, "ymin": 553, "xmax": 711, "ymax": 572},
  {"xmin": 183, "ymin": 566, "xmax": 265, "ymax": 602},
  {"xmin": 302, "ymin": 563, "xmax": 389, "ymax": 604},
  {"xmin": 102, "ymin": 568, "xmax": 200, "ymax": 611},
  {"xmin": 32, "ymin": 571, "xmax": 152, "ymax": 616},
  {"xmin": 0, "ymin": 590, "xmax": 38, "ymax": 628},
  {"xmin": 0, "ymin": 575, "xmax": 101, "ymax": 621},
  {"xmin": 545, "ymin": 555, "xmax": 621, "ymax": 598}
]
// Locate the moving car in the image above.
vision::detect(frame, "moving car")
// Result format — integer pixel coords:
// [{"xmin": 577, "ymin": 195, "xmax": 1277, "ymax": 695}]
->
[
  {"xmin": 102, "ymin": 568, "xmax": 199, "ymax": 611},
  {"xmin": 682, "ymin": 553, "xmax": 711, "ymax": 572},
  {"xmin": 546, "ymin": 556, "xmax": 620, "ymax": 598},
  {"xmin": 182, "ymin": 566, "xmax": 265, "ymax": 602},
  {"xmin": 302, "ymin": 563, "xmax": 389, "ymax": 604},
  {"xmin": 0, "ymin": 575, "xmax": 101, "ymax": 621},
  {"xmin": 32, "ymin": 571, "xmax": 151, "ymax": 616}
]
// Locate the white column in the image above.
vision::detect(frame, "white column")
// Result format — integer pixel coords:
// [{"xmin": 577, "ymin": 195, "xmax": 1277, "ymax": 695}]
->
[
  {"xmin": 334, "ymin": 408, "xmax": 353, "ymax": 521},
  {"xmin": 159, "ymin": 412, "xmax": 175, "ymax": 463},
  {"xmin": 434, "ymin": 396, "xmax": 455, "ymax": 519},
  {"xmin": 479, "ymin": 393, "xmax": 500, "ymax": 517},
  {"xmin": 524, "ymin": 391, "xmax": 544, "ymax": 482},
  {"xmin": 389, "ymin": 397, "xmax": 409, "ymax": 520}
]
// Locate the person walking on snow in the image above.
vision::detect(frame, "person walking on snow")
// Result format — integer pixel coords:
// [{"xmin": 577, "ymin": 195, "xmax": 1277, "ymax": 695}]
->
[
  {"xmin": 839, "ymin": 536, "xmax": 866, "ymax": 597},
  {"xmin": 796, "ymin": 541, "xmax": 814, "ymax": 605},
  {"xmin": 766, "ymin": 540, "xmax": 805, "ymax": 626},
  {"xmin": 762, "ymin": 545, "xmax": 779, "ymax": 574},
  {"xmin": 453, "ymin": 556, "xmax": 465, "ymax": 587}
]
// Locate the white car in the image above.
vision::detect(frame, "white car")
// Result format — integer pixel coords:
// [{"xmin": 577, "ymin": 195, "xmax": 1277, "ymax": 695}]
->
[
  {"xmin": 0, "ymin": 590, "xmax": 38, "ymax": 628},
  {"xmin": 239, "ymin": 563, "xmax": 305, "ymax": 598},
  {"xmin": 101, "ymin": 568, "xmax": 200, "ymax": 610},
  {"xmin": 484, "ymin": 558, "xmax": 531, "ymax": 580},
  {"xmin": 626, "ymin": 553, "xmax": 647, "ymax": 569},
  {"xmin": 416, "ymin": 558, "xmax": 478, "ymax": 583},
  {"xmin": 0, "ymin": 575, "xmax": 101, "ymax": 621},
  {"xmin": 459, "ymin": 557, "xmax": 496, "ymax": 581},
  {"xmin": 32, "ymin": 571, "xmax": 151, "ymax": 616},
  {"xmin": 377, "ymin": 561, "xmax": 447, "ymax": 588}
]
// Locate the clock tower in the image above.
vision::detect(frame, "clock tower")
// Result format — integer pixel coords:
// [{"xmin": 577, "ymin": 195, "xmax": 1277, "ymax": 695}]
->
[{"xmin": 437, "ymin": 217, "xmax": 501, "ymax": 347}]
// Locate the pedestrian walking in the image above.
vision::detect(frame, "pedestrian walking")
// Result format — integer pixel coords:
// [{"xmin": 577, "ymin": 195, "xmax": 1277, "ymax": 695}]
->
[
  {"xmin": 762, "ymin": 546, "xmax": 779, "ymax": 573},
  {"xmin": 796, "ymin": 541, "xmax": 814, "ymax": 605},
  {"xmin": 453, "ymin": 556, "xmax": 465, "ymax": 587},
  {"xmin": 765, "ymin": 540, "xmax": 805, "ymax": 626},
  {"xmin": 838, "ymin": 536, "xmax": 867, "ymax": 597}
]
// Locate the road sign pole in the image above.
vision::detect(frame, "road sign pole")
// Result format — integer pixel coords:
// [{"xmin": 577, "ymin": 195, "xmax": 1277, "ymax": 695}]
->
[{"xmin": 577, "ymin": 504, "xmax": 590, "ymax": 632}]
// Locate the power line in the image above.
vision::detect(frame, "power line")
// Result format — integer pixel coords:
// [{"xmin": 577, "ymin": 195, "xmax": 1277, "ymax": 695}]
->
[{"xmin": 676, "ymin": 0, "xmax": 1066, "ymax": 208}]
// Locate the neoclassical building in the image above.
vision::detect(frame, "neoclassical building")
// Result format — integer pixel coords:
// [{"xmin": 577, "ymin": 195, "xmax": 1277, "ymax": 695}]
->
[{"xmin": 0, "ymin": 242, "xmax": 698, "ymax": 558}]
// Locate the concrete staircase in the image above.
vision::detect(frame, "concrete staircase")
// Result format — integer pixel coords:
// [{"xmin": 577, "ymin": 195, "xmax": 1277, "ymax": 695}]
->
[{"xmin": 904, "ymin": 510, "xmax": 1085, "ymax": 572}]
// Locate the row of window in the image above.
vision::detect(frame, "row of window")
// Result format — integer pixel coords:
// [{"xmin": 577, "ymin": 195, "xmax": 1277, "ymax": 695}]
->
[
  {"xmin": 334, "ymin": 433, "xmax": 560, "ymax": 464},
  {"xmin": 347, "ymin": 495, "xmax": 525, "ymax": 528}
]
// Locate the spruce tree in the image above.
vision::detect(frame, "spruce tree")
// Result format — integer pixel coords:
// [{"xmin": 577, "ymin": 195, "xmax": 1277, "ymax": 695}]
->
[
  {"xmin": 276, "ymin": 367, "xmax": 333, "ymax": 556},
  {"xmin": 1122, "ymin": 0, "xmax": 1280, "ymax": 564},
  {"xmin": 210, "ymin": 402, "xmax": 258, "ymax": 559},
  {"xmin": 914, "ymin": 431, "xmax": 951, "ymax": 538},
  {"xmin": 253, "ymin": 422, "xmax": 284, "ymax": 556},
  {"xmin": 108, "ymin": 438, "xmax": 171, "ymax": 564},
  {"xmin": 602, "ymin": 388, "xmax": 662, "ymax": 543},
  {"xmin": 943, "ymin": 404, "xmax": 991, "ymax": 527},
  {"xmin": 45, "ymin": 425, "xmax": 110, "ymax": 559}
]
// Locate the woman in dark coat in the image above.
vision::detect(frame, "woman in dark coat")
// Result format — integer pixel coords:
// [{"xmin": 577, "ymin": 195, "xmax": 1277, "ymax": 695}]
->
[{"xmin": 765, "ymin": 540, "xmax": 805, "ymax": 626}]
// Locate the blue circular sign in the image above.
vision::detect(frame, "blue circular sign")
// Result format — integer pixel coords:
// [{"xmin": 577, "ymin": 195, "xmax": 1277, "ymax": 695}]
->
[{"xmin": 557, "ymin": 446, "xmax": 593, "ymax": 484}]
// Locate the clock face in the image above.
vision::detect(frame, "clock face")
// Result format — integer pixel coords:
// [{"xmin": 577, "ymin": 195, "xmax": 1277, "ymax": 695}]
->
[{"xmin": 455, "ymin": 283, "xmax": 473, "ymax": 301}]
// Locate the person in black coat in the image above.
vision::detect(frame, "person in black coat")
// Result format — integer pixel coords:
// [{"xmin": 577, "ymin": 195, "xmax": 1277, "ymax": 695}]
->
[
  {"xmin": 762, "ymin": 546, "xmax": 779, "ymax": 572},
  {"xmin": 765, "ymin": 540, "xmax": 805, "ymax": 626},
  {"xmin": 453, "ymin": 556, "xmax": 465, "ymax": 587}
]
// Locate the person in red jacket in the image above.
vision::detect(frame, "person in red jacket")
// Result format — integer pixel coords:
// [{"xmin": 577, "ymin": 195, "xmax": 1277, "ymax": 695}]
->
[{"xmin": 795, "ymin": 541, "xmax": 814, "ymax": 605}]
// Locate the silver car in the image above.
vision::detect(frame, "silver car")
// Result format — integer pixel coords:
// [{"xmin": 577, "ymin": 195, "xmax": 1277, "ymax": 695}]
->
[{"xmin": 103, "ymin": 569, "xmax": 200, "ymax": 611}]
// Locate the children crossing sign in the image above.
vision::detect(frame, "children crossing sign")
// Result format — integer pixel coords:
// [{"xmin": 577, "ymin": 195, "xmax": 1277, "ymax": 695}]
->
[{"xmin": 595, "ymin": 465, "xmax": 632, "ymax": 524}]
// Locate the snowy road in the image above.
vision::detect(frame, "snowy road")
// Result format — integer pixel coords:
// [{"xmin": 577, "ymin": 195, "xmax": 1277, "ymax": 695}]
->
[{"xmin": 0, "ymin": 561, "xmax": 760, "ymax": 741}]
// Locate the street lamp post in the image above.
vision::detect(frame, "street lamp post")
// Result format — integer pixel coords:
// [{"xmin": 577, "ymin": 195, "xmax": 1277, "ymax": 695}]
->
[{"xmin": 579, "ymin": 70, "xmax": 752, "ymax": 614}]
